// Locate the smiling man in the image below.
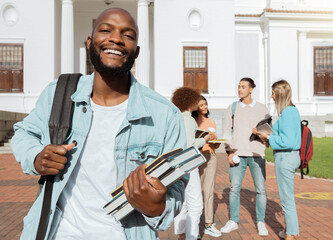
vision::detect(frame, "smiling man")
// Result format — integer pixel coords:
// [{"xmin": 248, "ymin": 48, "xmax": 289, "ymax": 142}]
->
[{"xmin": 11, "ymin": 8, "xmax": 186, "ymax": 240}]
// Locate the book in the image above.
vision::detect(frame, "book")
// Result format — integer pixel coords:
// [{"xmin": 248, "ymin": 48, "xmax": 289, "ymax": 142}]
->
[
  {"xmin": 195, "ymin": 129, "xmax": 208, "ymax": 138},
  {"xmin": 104, "ymin": 146, "xmax": 206, "ymax": 221},
  {"xmin": 104, "ymin": 148, "xmax": 183, "ymax": 214},
  {"xmin": 208, "ymin": 139, "xmax": 228, "ymax": 143},
  {"xmin": 256, "ymin": 123, "xmax": 273, "ymax": 135},
  {"xmin": 249, "ymin": 116, "xmax": 272, "ymax": 141}
]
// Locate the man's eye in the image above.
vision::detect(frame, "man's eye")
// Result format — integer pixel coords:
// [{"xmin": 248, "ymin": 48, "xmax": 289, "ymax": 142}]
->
[
  {"xmin": 125, "ymin": 34, "xmax": 135, "ymax": 39},
  {"xmin": 100, "ymin": 29, "xmax": 110, "ymax": 33}
]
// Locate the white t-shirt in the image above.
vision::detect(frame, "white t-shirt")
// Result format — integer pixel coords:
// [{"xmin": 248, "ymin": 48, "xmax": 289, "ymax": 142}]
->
[{"xmin": 55, "ymin": 99, "xmax": 128, "ymax": 240}]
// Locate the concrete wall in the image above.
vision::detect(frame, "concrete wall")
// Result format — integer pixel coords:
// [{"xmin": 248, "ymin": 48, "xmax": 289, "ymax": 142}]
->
[
  {"xmin": 264, "ymin": 14, "xmax": 333, "ymax": 116},
  {"xmin": 0, "ymin": 0, "xmax": 55, "ymax": 113},
  {"xmin": 0, "ymin": 111, "xmax": 27, "ymax": 144},
  {"xmin": 154, "ymin": 0, "xmax": 236, "ymax": 109},
  {"xmin": 235, "ymin": 22, "xmax": 265, "ymax": 104}
]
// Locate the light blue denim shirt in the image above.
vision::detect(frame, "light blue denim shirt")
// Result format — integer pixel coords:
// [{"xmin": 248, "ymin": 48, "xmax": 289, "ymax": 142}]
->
[{"xmin": 11, "ymin": 73, "xmax": 187, "ymax": 240}]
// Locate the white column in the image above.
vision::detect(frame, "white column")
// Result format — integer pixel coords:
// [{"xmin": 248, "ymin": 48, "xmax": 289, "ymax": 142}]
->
[
  {"xmin": 298, "ymin": 31, "xmax": 309, "ymax": 101},
  {"xmin": 61, "ymin": 0, "xmax": 74, "ymax": 73},
  {"xmin": 262, "ymin": 31, "xmax": 270, "ymax": 107},
  {"xmin": 136, "ymin": 0, "xmax": 150, "ymax": 87},
  {"xmin": 79, "ymin": 47, "xmax": 86, "ymax": 75}
]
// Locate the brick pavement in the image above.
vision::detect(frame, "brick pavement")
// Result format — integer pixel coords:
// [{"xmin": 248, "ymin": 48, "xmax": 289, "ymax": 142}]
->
[{"xmin": 1, "ymin": 153, "xmax": 333, "ymax": 240}]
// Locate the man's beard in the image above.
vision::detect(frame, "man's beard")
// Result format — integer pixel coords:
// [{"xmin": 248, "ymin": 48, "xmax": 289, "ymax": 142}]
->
[{"xmin": 89, "ymin": 41, "xmax": 135, "ymax": 77}]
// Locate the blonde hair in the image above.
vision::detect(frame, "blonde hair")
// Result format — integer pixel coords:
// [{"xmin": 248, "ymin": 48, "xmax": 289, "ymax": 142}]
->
[{"xmin": 272, "ymin": 80, "xmax": 295, "ymax": 116}]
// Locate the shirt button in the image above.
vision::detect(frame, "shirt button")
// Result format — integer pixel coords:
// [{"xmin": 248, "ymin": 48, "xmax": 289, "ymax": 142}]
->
[
  {"xmin": 82, "ymin": 107, "xmax": 87, "ymax": 113},
  {"xmin": 140, "ymin": 153, "xmax": 145, "ymax": 159},
  {"xmin": 72, "ymin": 140, "xmax": 77, "ymax": 146}
]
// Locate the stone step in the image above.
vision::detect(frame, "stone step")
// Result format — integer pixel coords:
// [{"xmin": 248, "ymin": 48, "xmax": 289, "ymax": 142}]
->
[{"xmin": 0, "ymin": 146, "xmax": 12, "ymax": 154}]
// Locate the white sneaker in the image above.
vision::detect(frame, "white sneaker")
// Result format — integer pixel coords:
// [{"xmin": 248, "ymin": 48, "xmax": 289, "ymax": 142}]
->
[
  {"xmin": 257, "ymin": 221, "xmax": 268, "ymax": 236},
  {"xmin": 278, "ymin": 230, "xmax": 286, "ymax": 239},
  {"xmin": 220, "ymin": 220, "xmax": 238, "ymax": 233},
  {"xmin": 204, "ymin": 223, "xmax": 222, "ymax": 237}
]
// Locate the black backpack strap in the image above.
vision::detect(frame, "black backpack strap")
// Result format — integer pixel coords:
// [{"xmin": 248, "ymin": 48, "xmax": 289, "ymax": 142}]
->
[
  {"xmin": 231, "ymin": 101, "xmax": 237, "ymax": 135},
  {"xmin": 36, "ymin": 73, "xmax": 81, "ymax": 240}
]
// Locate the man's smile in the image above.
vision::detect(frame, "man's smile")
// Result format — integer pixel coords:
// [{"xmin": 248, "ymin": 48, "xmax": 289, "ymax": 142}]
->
[{"xmin": 103, "ymin": 48, "xmax": 125, "ymax": 56}]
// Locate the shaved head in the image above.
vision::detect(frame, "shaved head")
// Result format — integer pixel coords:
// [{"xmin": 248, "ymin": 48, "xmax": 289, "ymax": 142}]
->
[
  {"xmin": 87, "ymin": 7, "xmax": 140, "ymax": 78},
  {"xmin": 92, "ymin": 8, "xmax": 138, "ymax": 37}
]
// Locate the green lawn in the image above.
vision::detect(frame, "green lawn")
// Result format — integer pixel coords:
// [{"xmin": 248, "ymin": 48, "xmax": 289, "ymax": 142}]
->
[{"xmin": 265, "ymin": 137, "xmax": 333, "ymax": 179}]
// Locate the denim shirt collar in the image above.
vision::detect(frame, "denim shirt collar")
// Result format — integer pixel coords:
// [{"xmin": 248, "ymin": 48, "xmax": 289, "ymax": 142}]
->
[{"xmin": 71, "ymin": 72, "xmax": 150, "ymax": 121}]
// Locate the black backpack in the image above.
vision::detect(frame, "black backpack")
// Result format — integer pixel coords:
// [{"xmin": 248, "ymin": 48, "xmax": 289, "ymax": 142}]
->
[{"xmin": 36, "ymin": 73, "xmax": 82, "ymax": 240}]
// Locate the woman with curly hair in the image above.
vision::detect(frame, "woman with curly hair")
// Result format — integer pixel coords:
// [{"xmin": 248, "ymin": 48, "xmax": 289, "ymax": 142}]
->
[{"xmin": 171, "ymin": 87, "xmax": 214, "ymax": 240}]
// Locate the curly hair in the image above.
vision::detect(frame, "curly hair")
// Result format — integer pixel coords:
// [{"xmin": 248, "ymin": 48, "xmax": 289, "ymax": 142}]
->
[{"xmin": 171, "ymin": 87, "xmax": 201, "ymax": 112}]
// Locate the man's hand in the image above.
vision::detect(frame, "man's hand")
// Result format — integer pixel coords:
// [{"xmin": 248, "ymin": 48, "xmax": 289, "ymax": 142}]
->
[
  {"xmin": 123, "ymin": 164, "xmax": 167, "ymax": 217},
  {"xmin": 34, "ymin": 143, "xmax": 75, "ymax": 175},
  {"xmin": 227, "ymin": 153, "xmax": 236, "ymax": 166}
]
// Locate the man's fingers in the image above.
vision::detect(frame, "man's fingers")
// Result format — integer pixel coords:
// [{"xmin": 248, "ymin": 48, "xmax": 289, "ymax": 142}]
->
[
  {"xmin": 44, "ymin": 167, "xmax": 62, "ymax": 175},
  {"xmin": 42, "ymin": 152, "xmax": 67, "ymax": 165},
  {"xmin": 133, "ymin": 165, "xmax": 148, "ymax": 192},
  {"xmin": 123, "ymin": 178, "xmax": 129, "ymax": 197},
  {"xmin": 62, "ymin": 143, "xmax": 75, "ymax": 152},
  {"xmin": 145, "ymin": 175, "xmax": 166, "ymax": 191},
  {"xmin": 43, "ymin": 159, "xmax": 66, "ymax": 171},
  {"xmin": 34, "ymin": 144, "xmax": 73, "ymax": 175}
]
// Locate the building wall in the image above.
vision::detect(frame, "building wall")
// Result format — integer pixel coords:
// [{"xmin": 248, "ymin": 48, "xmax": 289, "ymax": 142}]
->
[
  {"xmin": 154, "ymin": 0, "xmax": 236, "ymax": 109},
  {"xmin": 268, "ymin": 27, "xmax": 299, "ymax": 100},
  {"xmin": 235, "ymin": 21, "xmax": 265, "ymax": 104},
  {"xmin": 263, "ymin": 14, "xmax": 333, "ymax": 116},
  {"xmin": 0, "ymin": 0, "xmax": 55, "ymax": 113}
]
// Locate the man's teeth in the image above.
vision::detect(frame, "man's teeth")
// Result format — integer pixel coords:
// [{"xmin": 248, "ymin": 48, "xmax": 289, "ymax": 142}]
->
[{"xmin": 104, "ymin": 49, "xmax": 123, "ymax": 56}]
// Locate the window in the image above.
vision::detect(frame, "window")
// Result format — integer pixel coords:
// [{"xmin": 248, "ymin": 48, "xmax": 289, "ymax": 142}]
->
[
  {"xmin": 183, "ymin": 46, "xmax": 208, "ymax": 93},
  {"xmin": 0, "ymin": 43, "xmax": 23, "ymax": 93},
  {"xmin": 314, "ymin": 46, "xmax": 333, "ymax": 96}
]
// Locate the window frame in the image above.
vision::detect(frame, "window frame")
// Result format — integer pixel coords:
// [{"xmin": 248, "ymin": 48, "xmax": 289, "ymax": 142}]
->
[
  {"xmin": 183, "ymin": 46, "xmax": 208, "ymax": 93},
  {"xmin": 0, "ymin": 43, "xmax": 24, "ymax": 93},
  {"xmin": 313, "ymin": 46, "xmax": 333, "ymax": 96}
]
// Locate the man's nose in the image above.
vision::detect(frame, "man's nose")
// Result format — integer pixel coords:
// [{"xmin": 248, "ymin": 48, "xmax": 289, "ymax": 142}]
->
[{"xmin": 108, "ymin": 31, "xmax": 124, "ymax": 45}]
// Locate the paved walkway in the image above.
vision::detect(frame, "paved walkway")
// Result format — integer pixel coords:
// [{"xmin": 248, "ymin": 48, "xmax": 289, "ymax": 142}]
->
[{"xmin": 1, "ymin": 153, "xmax": 333, "ymax": 240}]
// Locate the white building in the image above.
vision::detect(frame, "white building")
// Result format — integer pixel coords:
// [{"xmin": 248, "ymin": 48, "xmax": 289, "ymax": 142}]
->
[{"xmin": 1, "ymin": 0, "xmax": 333, "ymax": 137}]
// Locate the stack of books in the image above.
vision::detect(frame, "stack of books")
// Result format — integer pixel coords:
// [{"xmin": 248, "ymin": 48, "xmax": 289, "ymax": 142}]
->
[{"xmin": 103, "ymin": 146, "xmax": 206, "ymax": 221}]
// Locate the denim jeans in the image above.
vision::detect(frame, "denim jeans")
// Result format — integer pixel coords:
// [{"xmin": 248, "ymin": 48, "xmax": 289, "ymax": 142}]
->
[
  {"xmin": 229, "ymin": 156, "xmax": 267, "ymax": 223},
  {"xmin": 274, "ymin": 150, "xmax": 299, "ymax": 236}
]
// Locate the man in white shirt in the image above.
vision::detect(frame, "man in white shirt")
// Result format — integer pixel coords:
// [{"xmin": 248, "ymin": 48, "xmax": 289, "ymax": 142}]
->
[{"xmin": 221, "ymin": 78, "xmax": 270, "ymax": 237}]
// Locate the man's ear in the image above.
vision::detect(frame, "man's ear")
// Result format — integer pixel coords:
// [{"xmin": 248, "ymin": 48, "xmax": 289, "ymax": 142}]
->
[
  {"xmin": 86, "ymin": 36, "xmax": 92, "ymax": 51},
  {"xmin": 135, "ymin": 46, "xmax": 140, "ymax": 59}
]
